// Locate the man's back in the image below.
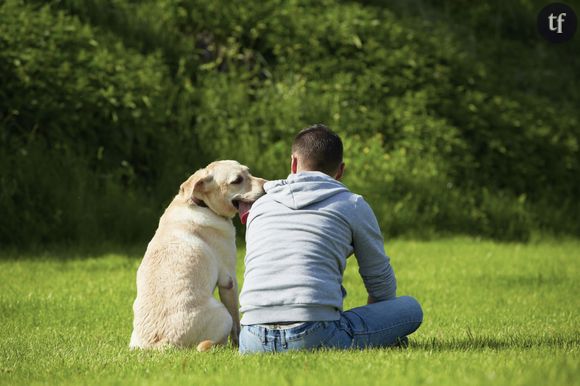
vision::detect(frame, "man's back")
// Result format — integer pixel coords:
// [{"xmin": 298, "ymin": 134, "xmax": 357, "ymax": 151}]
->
[
  {"xmin": 240, "ymin": 171, "xmax": 396, "ymax": 325},
  {"xmin": 238, "ymin": 124, "xmax": 422, "ymax": 353}
]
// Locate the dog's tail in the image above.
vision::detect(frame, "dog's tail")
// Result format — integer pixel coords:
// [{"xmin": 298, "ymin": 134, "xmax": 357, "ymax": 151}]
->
[{"xmin": 196, "ymin": 340, "xmax": 215, "ymax": 352}]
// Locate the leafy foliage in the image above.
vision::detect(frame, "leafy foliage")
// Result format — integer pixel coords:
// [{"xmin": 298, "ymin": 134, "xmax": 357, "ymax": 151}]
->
[
  {"xmin": 0, "ymin": 0, "xmax": 578, "ymax": 245},
  {"xmin": 0, "ymin": 1, "xmax": 193, "ymax": 244}
]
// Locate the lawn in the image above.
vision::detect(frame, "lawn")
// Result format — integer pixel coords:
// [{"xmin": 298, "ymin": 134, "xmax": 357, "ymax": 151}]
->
[{"xmin": 1, "ymin": 238, "xmax": 578, "ymax": 385}]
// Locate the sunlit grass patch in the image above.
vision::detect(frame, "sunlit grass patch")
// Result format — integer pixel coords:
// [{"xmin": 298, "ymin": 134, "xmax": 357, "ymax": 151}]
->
[{"xmin": 1, "ymin": 238, "xmax": 578, "ymax": 385}]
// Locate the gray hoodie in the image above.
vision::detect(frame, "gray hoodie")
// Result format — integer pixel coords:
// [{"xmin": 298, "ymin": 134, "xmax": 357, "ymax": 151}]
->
[{"xmin": 239, "ymin": 171, "xmax": 396, "ymax": 325}]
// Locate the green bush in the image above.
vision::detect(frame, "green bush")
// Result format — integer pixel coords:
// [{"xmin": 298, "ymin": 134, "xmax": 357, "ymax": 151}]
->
[
  {"xmin": 1, "ymin": 0, "xmax": 578, "ymax": 246},
  {"xmin": 0, "ymin": 1, "xmax": 190, "ymax": 245}
]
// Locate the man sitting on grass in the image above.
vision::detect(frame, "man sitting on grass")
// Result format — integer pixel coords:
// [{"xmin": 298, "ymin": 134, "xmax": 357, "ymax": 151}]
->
[{"xmin": 239, "ymin": 124, "xmax": 423, "ymax": 353}]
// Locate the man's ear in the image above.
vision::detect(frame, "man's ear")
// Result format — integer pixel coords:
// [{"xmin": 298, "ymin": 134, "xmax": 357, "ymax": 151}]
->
[
  {"xmin": 291, "ymin": 154, "xmax": 298, "ymax": 174},
  {"xmin": 334, "ymin": 162, "xmax": 345, "ymax": 181},
  {"xmin": 180, "ymin": 172, "xmax": 213, "ymax": 199}
]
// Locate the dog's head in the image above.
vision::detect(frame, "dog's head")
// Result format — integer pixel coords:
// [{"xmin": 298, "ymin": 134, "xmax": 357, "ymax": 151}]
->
[{"xmin": 179, "ymin": 160, "xmax": 266, "ymax": 221}]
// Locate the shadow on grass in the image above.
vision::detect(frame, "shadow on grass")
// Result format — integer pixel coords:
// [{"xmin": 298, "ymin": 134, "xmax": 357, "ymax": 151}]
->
[
  {"xmin": 0, "ymin": 243, "xmax": 147, "ymax": 261},
  {"xmin": 414, "ymin": 335, "xmax": 579, "ymax": 352},
  {"xmin": 0, "ymin": 231, "xmax": 254, "ymax": 261},
  {"xmin": 0, "ymin": 235, "xmax": 251, "ymax": 261}
]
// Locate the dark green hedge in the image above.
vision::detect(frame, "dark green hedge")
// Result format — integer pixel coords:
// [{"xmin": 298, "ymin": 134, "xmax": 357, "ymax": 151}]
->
[
  {"xmin": 1, "ymin": 0, "xmax": 578, "ymax": 246},
  {"xmin": 0, "ymin": 1, "xmax": 197, "ymax": 244}
]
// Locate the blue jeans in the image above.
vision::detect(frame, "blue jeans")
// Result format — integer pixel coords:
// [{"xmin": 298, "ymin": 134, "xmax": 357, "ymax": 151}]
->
[{"xmin": 239, "ymin": 296, "xmax": 423, "ymax": 353}]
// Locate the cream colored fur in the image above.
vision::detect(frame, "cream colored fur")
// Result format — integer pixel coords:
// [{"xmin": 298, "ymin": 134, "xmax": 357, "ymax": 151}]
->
[{"xmin": 130, "ymin": 160, "xmax": 265, "ymax": 350}]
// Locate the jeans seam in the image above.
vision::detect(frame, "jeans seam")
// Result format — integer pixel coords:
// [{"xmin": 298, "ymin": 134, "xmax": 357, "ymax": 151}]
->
[
  {"xmin": 351, "ymin": 319, "xmax": 423, "ymax": 336},
  {"xmin": 243, "ymin": 322, "xmax": 325, "ymax": 342}
]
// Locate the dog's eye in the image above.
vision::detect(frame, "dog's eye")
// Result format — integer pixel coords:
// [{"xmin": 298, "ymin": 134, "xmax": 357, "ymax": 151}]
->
[{"xmin": 231, "ymin": 175, "xmax": 244, "ymax": 185}]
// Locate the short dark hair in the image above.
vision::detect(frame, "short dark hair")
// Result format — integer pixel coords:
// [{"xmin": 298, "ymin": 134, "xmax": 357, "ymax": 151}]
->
[{"xmin": 291, "ymin": 124, "xmax": 343, "ymax": 175}]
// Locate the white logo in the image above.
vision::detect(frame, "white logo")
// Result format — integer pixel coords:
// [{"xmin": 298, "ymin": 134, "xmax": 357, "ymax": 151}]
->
[{"xmin": 548, "ymin": 12, "xmax": 567, "ymax": 33}]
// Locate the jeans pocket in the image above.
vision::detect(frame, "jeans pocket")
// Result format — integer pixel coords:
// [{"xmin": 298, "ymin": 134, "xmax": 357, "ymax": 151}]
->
[
  {"xmin": 284, "ymin": 321, "xmax": 326, "ymax": 342},
  {"xmin": 239, "ymin": 325, "xmax": 266, "ymax": 354},
  {"xmin": 242, "ymin": 324, "xmax": 262, "ymax": 338},
  {"xmin": 317, "ymin": 320, "xmax": 353, "ymax": 349},
  {"xmin": 337, "ymin": 318, "xmax": 354, "ymax": 339},
  {"xmin": 318, "ymin": 328, "xmax": 340, "ymax": 348},
  {"xmin": 290, "ymin": 321, "xmax": 347, "ymax": 350}
]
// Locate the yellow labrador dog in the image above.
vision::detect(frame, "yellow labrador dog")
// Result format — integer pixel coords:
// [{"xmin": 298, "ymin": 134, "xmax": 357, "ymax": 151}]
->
[{"xmin": 130, "ymin": 160, "xmax": 265, "ymax": 351}]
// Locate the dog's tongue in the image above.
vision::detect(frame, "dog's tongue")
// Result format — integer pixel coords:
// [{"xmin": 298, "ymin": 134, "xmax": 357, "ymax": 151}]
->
[{"xmin": 238, "ymin": 201, "xmax": 253, "ymax": 225}]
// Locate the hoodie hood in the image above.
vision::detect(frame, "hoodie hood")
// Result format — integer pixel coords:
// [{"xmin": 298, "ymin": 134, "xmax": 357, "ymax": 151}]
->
[{"xmin": 263, "ymin": 171, "xmax": 349, "ymax": 210}]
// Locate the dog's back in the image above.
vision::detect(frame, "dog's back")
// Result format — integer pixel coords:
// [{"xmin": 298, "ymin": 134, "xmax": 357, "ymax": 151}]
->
[
  {"xmin": 130, "ymin": 160, "xmax": 265, "ymax": 350},
  {"xmin": 130, "ymin": 198, "xmax": 233, "ymax": 349}
]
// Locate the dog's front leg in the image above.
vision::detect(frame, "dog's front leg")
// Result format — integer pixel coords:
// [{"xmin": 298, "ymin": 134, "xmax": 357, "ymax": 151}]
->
[{"xmin": 218, "ymin": 276, "xmax": 240, "ymax": 347}]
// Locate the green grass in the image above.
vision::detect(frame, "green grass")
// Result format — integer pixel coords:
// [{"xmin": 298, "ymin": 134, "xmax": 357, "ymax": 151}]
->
[{"xmin": 1, "ymin": 238, "xmax": 579, "ymax": 385}]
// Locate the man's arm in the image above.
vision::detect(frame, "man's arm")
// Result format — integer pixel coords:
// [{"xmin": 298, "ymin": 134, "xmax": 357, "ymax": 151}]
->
[{"xmin": 351, "ymin": 196, "xmax": 396, "ymax": 302}]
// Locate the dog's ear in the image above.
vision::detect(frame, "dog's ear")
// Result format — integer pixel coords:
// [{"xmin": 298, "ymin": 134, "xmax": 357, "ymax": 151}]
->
[
  {"xmin": 180, "ymin": 171, "xmax": 214, "ymax": 199},
  {"xmin": 192, "ymin": 174, "xmax": 214, "ymax": 194}
]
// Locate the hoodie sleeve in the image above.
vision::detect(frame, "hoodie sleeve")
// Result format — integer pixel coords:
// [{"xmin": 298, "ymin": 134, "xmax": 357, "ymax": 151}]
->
[{"xmin": 351, "ymin": 196, "xmax": 397, "ymax": 301}]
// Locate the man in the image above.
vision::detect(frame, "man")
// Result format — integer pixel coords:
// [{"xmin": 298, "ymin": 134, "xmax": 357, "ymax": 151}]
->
[{"xmin": 239, "ymin": 124, "xmax": 423, "ymax": 353}]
